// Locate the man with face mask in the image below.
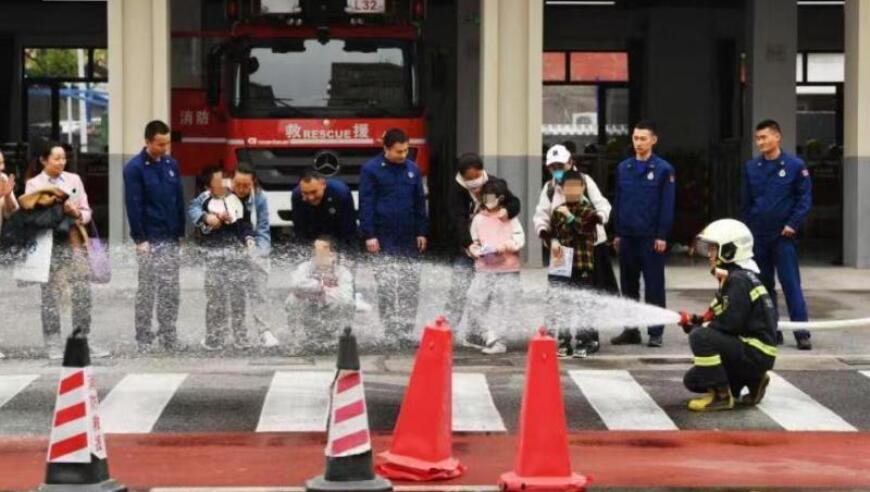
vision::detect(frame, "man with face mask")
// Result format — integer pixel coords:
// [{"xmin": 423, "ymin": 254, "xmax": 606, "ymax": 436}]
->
[
  {"xmin": 446, "ymin": 153, "xmax": 521, "ymax": 344},
  {"xmin": 285, "ymin": 236, "xmax": 354, "ymax": 353},
  {"xmin": 534, "ymin": 144, "xmax": 618, "ymax": 294}
]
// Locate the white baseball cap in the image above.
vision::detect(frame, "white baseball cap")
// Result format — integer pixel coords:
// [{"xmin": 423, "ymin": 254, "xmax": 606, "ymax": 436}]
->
[{"xmin": 545, "ymin": 144, "xmax": 572, "ymax": 167}]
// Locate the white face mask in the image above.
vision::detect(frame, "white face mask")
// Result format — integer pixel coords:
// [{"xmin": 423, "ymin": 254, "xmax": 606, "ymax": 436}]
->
[
  {"xmin": 483, "ymin": 194, "xmax": 500, "ymax": 210},
  {"xmin": 465, "ymin": 176, "xmax": 486, "ymax": 190}
]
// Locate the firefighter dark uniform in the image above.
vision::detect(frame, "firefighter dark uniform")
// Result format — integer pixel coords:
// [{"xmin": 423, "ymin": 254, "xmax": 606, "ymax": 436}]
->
[
  {"xmin": 741, "ymin": 152, "xmax": 812, "ymax": 344},
  {"xmin": 613, "ymin": 154, "xmax": 676, "ymax": 342},
  {"xmin": 683, "ymin": 266, "xmax": 779, "ymax": 410}
]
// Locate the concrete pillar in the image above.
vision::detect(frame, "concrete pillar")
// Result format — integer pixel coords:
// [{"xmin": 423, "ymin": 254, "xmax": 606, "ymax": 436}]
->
[
  {"xmin": 456, "ymin": 0, "xmax": 481, "ymax": 155},
  {"xmin": 745, "ymin": 0, "xmax": 797, "ymax": 155},
  {"xmin": 843, "ymin": 0, "xmax": 870, "ymax": 268},
  {"xmin": 107, "ymin": 0, "xmax": 171, "ymax": 244},
  {"xmin": 479, "ymin": 0, "xmax": 544, "ymax": 266}
]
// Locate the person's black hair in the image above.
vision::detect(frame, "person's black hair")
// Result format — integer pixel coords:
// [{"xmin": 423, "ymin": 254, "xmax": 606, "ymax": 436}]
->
[
  {"xmin": 301, "ymin": 169, "xmax": 326, "ymax": 183},
  {"xmin": 383, "ymin": 128, "xmax": 409, "ymax": 148},
  {"xmin": 634, "ymin": 120, "xmax": 657, "ymax": 135},
  {"xmin": 480, "ymin": 177, "xmax": 507, "ymax": 199},
  {"xmin": 314, "ymin": 234, "xmax": 336, "ymax": 250},
  {"xmin": 755, "ymin": 119, "xmax": 782, "ymax": 134},
  {"xmin": 199, "ymin": 165, "xmax": 223, "ymax": 192},
  {"xmin": 235, "ymin": 162, "xmax": 257, "ymax": 180},
  {"xmin": 144, "ymin": 120, "xmax": 171, "ymax": 141},
  {"xmin": 562, "ymin": 170, "xmax": 586, "ymax": 184},
  {"xmin": 458, "ymin": 152, "xmax": 484, "ymax": 176},
  {"xmin": 561, "ymin": 140, "xmax": 578, "ymax": 156}
]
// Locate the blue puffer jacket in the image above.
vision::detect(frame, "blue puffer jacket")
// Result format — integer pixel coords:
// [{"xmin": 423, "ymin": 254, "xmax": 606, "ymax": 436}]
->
[{"xmin": 358, "ymin": 153, "xmax": 429, "ymax": 256}]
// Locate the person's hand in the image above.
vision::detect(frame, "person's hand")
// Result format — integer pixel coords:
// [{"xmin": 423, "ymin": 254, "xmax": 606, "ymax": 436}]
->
[
  {"xmin": 782, "ymin": 225, "xmax": 797, "ymax": 238},
  {"xmin": 613, "ymin": 236, "xmax": 620, "ymax": 253},
  {"xmin": 654, "ymin": 239, "xmax": 667, "ymax": 253},
  {"xmin": 496, "ymin": 208, "xmax": 509, "ymax": 221},
  {"xmin": 497, "ymin": 243, "xmax": 508, "ymax": 255},
  {"xmin": 556, "ymin": 205, "xmax": 572, "ymax": 218},
  {"xmin": 366, "ymin": 238, "xmax": 380, "ymax": 254},
  {"xmin": 136, "ymin": 241, "xmax": 151, "ymax": 255},
  {"xmin": 551, "ymin": 241, "xmax": 562, "ymax": 259},
  {"xmin": 246, "ymin": 238, "xmax": 256, "ymax": 250},
  {"xmin": 417, "ymin": 236, "xmax": 428, "ymax": 253},
  {"xmin": 204, "ymin": 213, "xmax": 222, "ymax": 228},
  {"xmin": 584, "ymin": 210, "xmax": 603, "ymax": 225},
  {"xmin": 539, "ymin": 229, "xmax": 552, "ymax": 247},
  {"xmin": 218, "ymin": 211, "xmax": 231, "ymax": 223},
  {"xmin": 63, "ymin": 201, "xmax": 81, "ymax": 220},
  {"xmin": 0, "ymin": 174, "xmax": 15, "ymax": 199}
]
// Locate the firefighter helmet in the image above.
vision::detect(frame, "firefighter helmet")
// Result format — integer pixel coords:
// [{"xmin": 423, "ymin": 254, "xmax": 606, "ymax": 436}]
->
[{"xmin": 696, "ymin": 219, "xmax": 754, "ymax": 265}]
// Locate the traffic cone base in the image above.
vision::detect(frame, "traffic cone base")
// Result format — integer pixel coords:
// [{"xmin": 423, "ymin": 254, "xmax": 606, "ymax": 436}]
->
[
  {"xmin": 377, "ymin": 317, "xmax": 465, "ymax": 481},
  {"xmin": 499, "ymin": 471, "xmax": 588, "ymax": 492},
  {"xmin": 39, "ymin": 478, "xmax": 127, "ymax": 492},
  {"xmin": 306, "ymin": 474, "xmax": 393, "ymax": 492}
]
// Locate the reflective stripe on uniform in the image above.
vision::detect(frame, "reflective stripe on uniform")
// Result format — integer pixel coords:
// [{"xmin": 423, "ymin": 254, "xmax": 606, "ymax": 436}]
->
[
  {"xmin": 693, "ymin": 354, "xmax": 722, "ymax": 367},
  {"xmin": 749, "ymin": 286, "xmax": 768, "ymax": 302},
  {"xmin": 712, "ymin": 304, "xmax": 724, "ymax": 316},
  {"xmin": 740, "ymin": 337, "xmax": 778, "ymax": 357}
]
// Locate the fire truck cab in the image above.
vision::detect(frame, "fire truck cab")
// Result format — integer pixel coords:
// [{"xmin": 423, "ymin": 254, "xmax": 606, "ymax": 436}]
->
[{"xmin": 171, "ymin": 0, "xmax": 428, "ymax": 230}]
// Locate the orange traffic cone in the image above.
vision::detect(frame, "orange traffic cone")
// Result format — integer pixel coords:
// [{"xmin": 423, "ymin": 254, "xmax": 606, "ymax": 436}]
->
[
  {"xmin": 39, "ymin": 329, "xmax": 126, "ymax": 492},
  {"xmin": 306, "ymin": 327, "xmax": 392, "ymax": 492},
  {"xmin": 377, "ymin": 317, "xmax": 465, "ymax": 481},
  {"xmin": 499, "ymin": 327, "xmax": 588, "ymax": 492}
]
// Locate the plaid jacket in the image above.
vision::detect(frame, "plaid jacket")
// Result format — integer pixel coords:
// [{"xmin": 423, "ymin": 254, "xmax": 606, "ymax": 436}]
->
[{"xmin": 551, "ymin": 198, "xmax": 597, "ymax": 274}]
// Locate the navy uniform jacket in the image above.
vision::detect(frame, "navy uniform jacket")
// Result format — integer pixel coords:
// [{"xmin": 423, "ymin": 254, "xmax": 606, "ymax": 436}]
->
[
  {"xmin": 613, "ymin": 154, "xmax": 676, "ymax": 239},
  {"xmin": 123, "ymin": 149, "xmax": 186, "ymax": 244},
  {"xmin": 740, "ymin": 152, "xmax": 812, "ymax": 243},
  {"xmin": 292, "ymin": 178, "xmax": 358, "ymax": 249},
  {"xmin": 358, "ymin": 153, "xmax": 429, "ymax": 256}
]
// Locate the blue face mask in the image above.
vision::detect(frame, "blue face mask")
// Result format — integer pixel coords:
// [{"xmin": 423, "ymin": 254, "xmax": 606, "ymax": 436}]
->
[{"xmin": 552, "ymin": 170, "xmax": 566, "ymax": 183}]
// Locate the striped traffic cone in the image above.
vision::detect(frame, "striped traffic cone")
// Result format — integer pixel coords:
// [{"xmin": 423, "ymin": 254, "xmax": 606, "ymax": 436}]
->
[
  {"xmin": 305, "ymin": 327, "xmax": 392, "ymax": 492},
  {"xmin": 40, "ymin": 329, "xmax": 126, "ymax": 492}
]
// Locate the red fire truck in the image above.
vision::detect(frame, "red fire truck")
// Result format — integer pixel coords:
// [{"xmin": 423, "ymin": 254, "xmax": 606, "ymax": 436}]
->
[{"xmin": 171, "ymin": 0, "xmax": 428, "ymax": 228}]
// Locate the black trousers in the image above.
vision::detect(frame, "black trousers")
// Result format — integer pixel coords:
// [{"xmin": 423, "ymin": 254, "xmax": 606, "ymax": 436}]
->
[
  {"xmin": 135, "ymin": 241, "xmax": 180, "ymax": 344},
  {"xmin": 684, "ymin": 327, "xmax": 775, "ymax": 397}
]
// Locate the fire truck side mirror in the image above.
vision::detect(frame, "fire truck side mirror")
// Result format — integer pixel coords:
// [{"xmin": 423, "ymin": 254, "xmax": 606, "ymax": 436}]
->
[{"xmin": 206, "ymin": 49, "xmax": 222, "ymax": 107}]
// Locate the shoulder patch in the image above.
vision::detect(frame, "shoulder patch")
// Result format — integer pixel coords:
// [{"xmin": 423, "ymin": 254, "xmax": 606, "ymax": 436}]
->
[
  {"xmin": 801, "ymin": 168, "xmax": 810, "ymax": 177},
  {"xmin": 669, "ymin": 174, "xmax": 675, "ymax": 183}
]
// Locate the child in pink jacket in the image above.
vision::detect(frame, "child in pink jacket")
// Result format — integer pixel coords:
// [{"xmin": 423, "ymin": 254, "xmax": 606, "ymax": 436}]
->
[{"xmin": 466, "ymin": 179, "xmax": 525, "ymax": 354}]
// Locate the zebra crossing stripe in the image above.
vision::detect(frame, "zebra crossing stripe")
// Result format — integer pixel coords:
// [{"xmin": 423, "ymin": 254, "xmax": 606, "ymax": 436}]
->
[
  {"xmin": 452, "ymin": 373, "xmax": 506, "ymax": 432},
  {"xmin": 757, "ymin": 372, "xmax": 856, "ymax": 432},
  {"xmin": 256, "ymin": 371, "xmax": 332, "ymax": 432},
  {"xmin": 568, "ymin": 370, "xmax": 678, "ymax": 430},
  {"xmin": 0, "ymin": 374, "xmax": 38, "ymax": 408},
  {"xmin": 100, "ymin": 373, "xmax": 188, "ymax": 434}
]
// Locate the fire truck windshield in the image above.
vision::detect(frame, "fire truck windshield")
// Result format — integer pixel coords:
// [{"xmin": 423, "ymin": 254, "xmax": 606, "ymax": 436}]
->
[{"xmin": 231, "ymin": 38, "xmax": 419, "ymax": 118}]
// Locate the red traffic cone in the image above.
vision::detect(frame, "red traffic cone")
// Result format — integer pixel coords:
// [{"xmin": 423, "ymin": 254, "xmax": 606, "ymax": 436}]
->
[
  {"xmin": 499, "ymin": 327, "xmax": 588, "ymax": 492},
  {"xmin": 306, "ymin": 327, "xmax": 392, "ymax": 492},
  {"xmin": 377, "ymin": 317, "xmax": 466, "ymax": 481},
  {"xmin": 39, "ymin": 329, "xmax": 126, "ymax": 492}
]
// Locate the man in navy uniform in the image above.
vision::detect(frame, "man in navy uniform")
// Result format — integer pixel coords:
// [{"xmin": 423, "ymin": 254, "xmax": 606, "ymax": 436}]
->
[
  {"xmin": 611, "ymin": 121, "xmax": 676, "ymax": 348},
  {"xmin": 741, "ymin": 119, "xmax": 813, "ymax": 350}
]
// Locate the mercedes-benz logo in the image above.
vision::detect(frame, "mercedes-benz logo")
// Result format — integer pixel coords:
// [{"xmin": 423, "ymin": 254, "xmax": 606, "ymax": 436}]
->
[{"xmin": 313, "ymin": 151, "xmax": 340, "ymax": 176}]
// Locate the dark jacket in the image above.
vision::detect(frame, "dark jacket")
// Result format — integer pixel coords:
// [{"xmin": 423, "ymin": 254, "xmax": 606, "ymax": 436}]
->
[
  {"xmin": 447, "ymin": 172, "xmax": 521, "ymax": 255},
  {"xmin": 740, "ymin": 152, "xmax": 812, "ymax": 243},
  {"xmin": 358, "ymin": 154, "xmax": 429, "ymax": 256},
  {"xmin": 292, "ymin": 178, "xmax": 358, "ymax": 249},
  {"xmin": 0, "ymin": 204, "xmax": 71, "ymax": 258},
  {"xmin": 613, "ymin": 154, "xmax": 676, "ymax": 239},
  {"xmin": 708, "ymin": 266, "xmax": 779, "ymax": 351},
  {"xmin": 123, "ymin": 149, "xmax": 186, "ymax": 244},
  {"xmin": 194, "ymin": 194, "xmax": 254, "ymax": 250}
]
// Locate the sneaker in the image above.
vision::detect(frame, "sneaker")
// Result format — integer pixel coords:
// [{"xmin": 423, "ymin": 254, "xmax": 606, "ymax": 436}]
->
[
  {"xmin": 461, "ymin": 332, "xmax": 486, "ymax": 350},
  {"xmin": 234, "ymin": 335, "xmax": 254, "ymax": 350},
  {"xmin": 160, "ymin": 338, "xmax": 186, "ymax": 353},
  {"xmin": 688, "ymin": 388, "xmax": 734, "ymax": 412},
  {"xmin": 740, "ymin": 372, "xmax": 771, "ymax": 407},
  {"xmin": 260, "ymin": 330, "xmax": 280, "ymax": 348},
  {"xmin": 89, "ymin": 344, "xmax": 111, "ymax": 359},
  {"xmin": 585, "ymin": 340, "xmax": 601, "ymax": 355},
  {"xmin": 557, "ymin": 344, "xmax": 574, "ymax": 359},
  {"xmin": 611, "ymin": 328, "xmax": 642, "ymax": 345},
  {"xmin": 481, "ymin": 341, "xmax": 507, "ymax": 355},
  {"xmin": 137, "ymin": 341, "xmax": 155, "ymax": 355},
  {"xmin": 572, "ymin": 347, "xmax": 589, "ymax": 359},
  {"xmin": 200, "ymin": 338, "xmax": 224, "ymax": 352},
  {"xmin": 354, "ymin": 292, "xmax": 373, "ymax": 313},
  {"xmin": 796, "ymin": 337, "xmax": 813, "ymax": 351},
  {"xmin": 647, "ymin": 335, "xmax": 663, "ymax": 348}
]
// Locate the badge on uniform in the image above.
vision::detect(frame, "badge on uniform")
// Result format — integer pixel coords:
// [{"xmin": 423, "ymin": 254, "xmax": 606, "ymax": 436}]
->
[
  {"xmin": 408, "ymin": 172, "xmax": 414, "ymax": 179},
  {"xmin": 329, "ymin": 207, "xmax": 336, "ymax": 215},
  {"xmin": 169, "ymin": 170, "xmax": 175, "ymax": 177},
  {"xmin": 779, "ymin": 169, "xmax": 786, "ymax": 178},
  {"xmin": 647, "ymin": 171, "xmax": 654, "ymax": 181}
]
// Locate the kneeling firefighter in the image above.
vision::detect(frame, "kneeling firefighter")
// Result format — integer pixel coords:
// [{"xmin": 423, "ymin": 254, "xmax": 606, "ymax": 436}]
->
[{"xmin": 679, "ymin": 219, "xmax": 779, "ymax": 412}]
